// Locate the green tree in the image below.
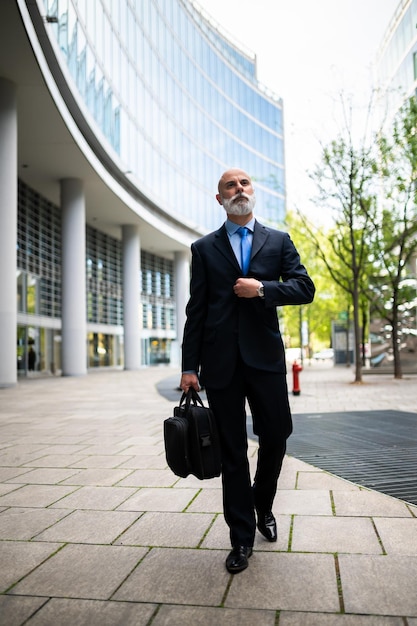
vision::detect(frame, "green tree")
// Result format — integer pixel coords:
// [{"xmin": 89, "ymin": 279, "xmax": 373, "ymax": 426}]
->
[
  {"xmin": 305, "ymin": 118, "xmax": 379, "ymax": 382},
  {"xmin": 283, "ymin": 211, "xmax": 342, "ymax": 356},
  {"xmin": 370, "ymin": 97, "xmax": 417, "ymax": 378}
]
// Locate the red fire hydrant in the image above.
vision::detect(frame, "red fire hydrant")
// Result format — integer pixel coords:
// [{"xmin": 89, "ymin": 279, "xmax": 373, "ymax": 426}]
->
[{"xmin": 292, "ymin": 360, "xmax": 302, "ymax": 396}]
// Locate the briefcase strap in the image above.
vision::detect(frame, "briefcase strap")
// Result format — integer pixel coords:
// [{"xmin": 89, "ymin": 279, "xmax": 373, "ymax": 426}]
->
[{"xmin": 179, "ymin": 388, "xmax": 205, "ymax": 411}]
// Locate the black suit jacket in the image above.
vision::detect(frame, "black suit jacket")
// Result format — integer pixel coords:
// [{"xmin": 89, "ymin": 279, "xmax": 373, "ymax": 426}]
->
[{"xmin": 182, "ymin": 220, "xmax": 315, "ymax": 389}]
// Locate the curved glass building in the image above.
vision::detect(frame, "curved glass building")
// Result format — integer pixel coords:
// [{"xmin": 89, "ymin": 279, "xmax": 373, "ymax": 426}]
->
[
  {"xmin": 41, "ymin": 0, "xmax": 285, "ymax": 230},
  {"xmin": 376, "ymin": 0, "xmax": 417, "ymax": 112},
  {"xmin": 0, "ymin": 0, "xmax": 285, "ymax": 387},
  {"xmin": 374, "ymin": 0, "xmax": 417, "ymax": 345}
]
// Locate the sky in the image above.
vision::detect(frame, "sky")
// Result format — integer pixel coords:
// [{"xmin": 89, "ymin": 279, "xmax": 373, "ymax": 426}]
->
[{"xmin": 197, "ymin": 0, "xmax": 400, "ymax": 218}]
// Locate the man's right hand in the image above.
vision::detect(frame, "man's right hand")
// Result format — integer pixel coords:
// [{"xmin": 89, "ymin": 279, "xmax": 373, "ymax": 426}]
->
[{"xmin": 180, "ymin": 372, "xmax": 200, "ymax": 393}]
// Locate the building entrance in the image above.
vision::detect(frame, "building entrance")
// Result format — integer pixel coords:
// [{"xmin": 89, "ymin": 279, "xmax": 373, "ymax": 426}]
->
[{"xmin": 17, "ymin": 325, "xmax": 62, "ymax": 376}]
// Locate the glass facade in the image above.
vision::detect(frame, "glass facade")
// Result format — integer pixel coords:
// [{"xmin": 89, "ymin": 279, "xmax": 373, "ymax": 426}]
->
[
  {"xmin": 140, "ymin": 250, "xmax": 176, "ymax": 366},
  {"xmin": 376, "ymin": 0, "xmax": 417, "ymax": 112},
  {"xmin": 16, "ymin": 180, "xmax": 176, "ymax": 373},
  {"xmin": 17, "ymin": 181, "xmax": 62, "ymax": 319},
  {"xmin": 39, "ymin": 0, "xmax": 286, "ymax": 231},
  {"xmin": 86, "ymin": 226, "xmax": 123, "ymax": 326},
  {"xmin": 13, "ymin": 0, "xmax": 288, "ymax": 378}
]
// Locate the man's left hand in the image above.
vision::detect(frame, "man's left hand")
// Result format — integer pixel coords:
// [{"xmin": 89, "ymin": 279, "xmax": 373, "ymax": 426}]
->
[{"xmin": 233, "ymin": 278, "xmax": 261, "ymax": 298}]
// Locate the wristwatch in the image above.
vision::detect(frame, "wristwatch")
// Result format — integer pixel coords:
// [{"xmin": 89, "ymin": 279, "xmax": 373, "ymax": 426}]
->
[{"xmin": 257, "ymin": 282, "xmax": 265, "ymax": 298}]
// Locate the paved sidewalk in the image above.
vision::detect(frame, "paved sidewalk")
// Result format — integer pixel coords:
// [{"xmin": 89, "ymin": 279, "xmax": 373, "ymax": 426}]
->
[{"xmin": 0, "ymin": 364, "xmax": 416, "ymax": 625}]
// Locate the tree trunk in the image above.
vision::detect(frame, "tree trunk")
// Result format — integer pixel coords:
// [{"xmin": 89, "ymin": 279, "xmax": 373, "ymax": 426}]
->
[
  {"xmin": 361, "ymin": 307, "xmax": 368, "ymax": 367},
  {"xmin": 392, "ymin": 292, "xmax": 403, "ymax": 379},
  {"xmin": 353, "ymin": 283, "xmax": 363, "ymax": 383}
]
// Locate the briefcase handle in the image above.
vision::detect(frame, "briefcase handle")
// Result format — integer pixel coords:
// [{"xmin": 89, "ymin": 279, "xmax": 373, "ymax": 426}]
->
[{"xmin": 179, "ymin": 388, "xmax": 205, "ymax": 411}]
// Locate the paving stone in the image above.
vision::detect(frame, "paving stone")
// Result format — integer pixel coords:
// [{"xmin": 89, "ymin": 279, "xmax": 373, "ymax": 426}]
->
[
  {"xmin": 152, "ymin": 605, "xmax": 276, "ymax": 625},
  {"xmin": 0, "ymin": 483, "xmax": 24, "ymax": 497},
  {"xmin": 49, "ymin": 485, "xmax": 137, "ymax": 510},
  {"xmin": 77, "ymin": 438, "xmax": 131, "ymax": 449},
  {"xmin": 339, "ymin": 554, "xmax": 417, "ymax": 615},
  {"xmin": 0, "ymin": 507, "xmax": 70, "ymax": 540},
  {"xmin": 34, "ymin": 509, "xmax": 140, "ymax": 543},
  {"xmin": 333, "ymin": 490, "xmax": 413, "ymax": 517},
  {"xmin": 276, "ymin": 472, "xmax": 298, "ymax": 489},
  {"xmin": 283, "ymin": 456, "xmax": 320, "ymax": 474},
  {"xmin": 0, "ymin": 541, "xmax": 62, "ymax": 592},
  {"xmin": 117, "ymin": 454, "xmax": 168, "ymax": 469},
  {"xmin": 22, "ymin": 598, "xmax": 156, "ymax": 626},
  {"xmin": 24, "ymin": 454, "xmax": 87, "ymax": 467},
  {"xmin": 27, "ymin": 445, "xmax": 89, "ymax": 456},
  {"xmin": 34, "ymin": 436, "xmax": 89, "ymax": 445},
  {"xmin": 174, "ymin": 474, "xmax": 222, "ymax": 489},
  {"xmin": 297, "ymin": 471, "xmax": 360, "ymax": 491},
  {"xmin": 1, "ymin": 366, "xmax": 416, "ymax": 623},
  {"xmin": 0, "ymin": 452, "xmax": 45, "ymax": 467},
  {"xmin": 60, "ymin": 468, "xmax": 133, "ymax": 486},
  {"xmin": 197, "ymin": 514, "xmax": 230, "ymax": 549},
  {"xmin": 0, "ymin": 595, "xmax": 47, "ymax": 626},
  {"xmin": 69, "ymin": 455, "xmax": 134, "ymax": 469},
  {"xmin": 113, "ymin": 547, "xmax": 228, "ymax": 605},
  {"xmin": 114, "ymin": 511, "xmax": 214, "ymax": 547},
  {"xmin": 5, "ymin": 467, "xmax": 80, "ymax": 484},
  {"xmin": 274, "ymin": 490, "xmax": 333, "ymax": 515},
  {"xmin": 117, "ymin": 487, "xmax": 198, "ymax": 512},
  {"xmin": 116, "ymin": 445, "xmax": 164, "ymax": 456},
  {"xmin": 224, "ymin": 553, "xmax": 339, "ymax": 612},
  {"xmin": 276, "ymin": 457, "xmax": 307, "ymax": 489},
  {"xmin": 119, "ymin": 436, "xmax": 162, "ymax": 446},
  {"xmin": 292, "ymin": 516, "xmax": 382, "ymax": 554},
  {"xmin": 186, "ymin": 488, "xmax": 223, "ymax": 513},
  {"xmin": 373, "ymin": 517, "xmax": 417, "ymax": 555},
  {"xmin": 248, "ymin": 455, "xmax": 258, "ymax": 477},
  {"xmin": 0, "ymin": 484, "xmax": 78, "ymax": 507},
  {"xmin": 61, "ymin": 445, "xmax": 129, "ymax": 455},
  {"xmin": 0, "ymin": 468, "xmax": 34, "ymax": 481},
  {"xmin": 279, "ymin": 612, "xmax": 405, "ymax": 625},
  {"xmin": 0, "ymin": 444, "xmax": 46, "ymax": 455},
  {"xmin": 116, "ymin": 469, "xmax": 178, "ymax": 487},
  {"xmin": 9, "ymin": 544, "xmax": 147, "ymax": 599}
]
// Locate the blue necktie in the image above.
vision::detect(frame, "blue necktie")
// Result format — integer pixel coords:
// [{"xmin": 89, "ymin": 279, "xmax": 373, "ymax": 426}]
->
[{"xmin": 237, "ymin": 226, "xmax": 251, "ymax": 275}]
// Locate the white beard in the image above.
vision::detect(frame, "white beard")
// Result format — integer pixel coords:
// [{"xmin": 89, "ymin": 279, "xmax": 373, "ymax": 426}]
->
[{"xmin": 221, "ymin": 192, "xmax": 256, "ymax": 216}]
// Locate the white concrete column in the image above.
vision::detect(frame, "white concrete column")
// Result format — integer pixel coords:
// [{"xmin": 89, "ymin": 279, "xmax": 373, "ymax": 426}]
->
[
  {"xmin": 60, "ymin": 178, "xmax": 87, "ymax": 376},
  {"xmin": 172, "ymin": 250, "xmax": 190, "ymax": 367},
  {"xmin": 0, "ymin": 79, "xmax": 17, "ymax": 388},
  {"xmin": 122, "ymin": 224, "xmax": 142, "ymax": 369}
]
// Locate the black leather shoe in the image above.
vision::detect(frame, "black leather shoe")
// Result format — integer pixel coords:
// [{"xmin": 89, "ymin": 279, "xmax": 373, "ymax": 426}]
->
[
  {"xmin": 225, "ymin": 546, "xmax": 253, "ymax": 574},
  {"xmin": 257, "ymin": 511, "xmax": 277, "ymax": 542}
]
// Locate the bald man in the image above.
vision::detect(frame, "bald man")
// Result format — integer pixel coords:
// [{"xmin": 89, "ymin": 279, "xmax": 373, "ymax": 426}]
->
[{"xmin": 180, "ymin": 168, "xmax": 315, "ymax": 573}]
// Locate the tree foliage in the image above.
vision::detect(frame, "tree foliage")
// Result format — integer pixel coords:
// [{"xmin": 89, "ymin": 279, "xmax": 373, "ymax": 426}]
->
[
  {"xmin": 306, "ymin": 119, "xmax": 379, "ymax": 382},
  {"xmin": 280, "ymin": 95, "xmax": 417, "ymax": 379},
  {"xmin": 294, "ymin": 95, "xmax": 417, "ymax": 381},
  {"xmin": 282, "ymin": 211, "xmax": 343, "ymax": 355},
  {"xmin": 369, "ymin": 97, "xmax": 417, "ymax": 377}
]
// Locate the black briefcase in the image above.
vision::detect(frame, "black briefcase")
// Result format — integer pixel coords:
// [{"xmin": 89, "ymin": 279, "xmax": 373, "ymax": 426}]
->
[{"xmin": 164, "ymin": 389, "xmax": 222, "ymax": 480}]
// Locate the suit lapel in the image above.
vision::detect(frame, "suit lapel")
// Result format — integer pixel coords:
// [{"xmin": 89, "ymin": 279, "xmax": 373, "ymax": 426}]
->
[
  {"xmin": 213, "ymin": 221, "xmax": 270, "ymax": 272},
  {"xmin": 251, "ymin": 221, "xmax": 269, "ymax": 261},
  {"xmin": 213, "ymin": 224, "xmax": 241, "ymax": 271}
]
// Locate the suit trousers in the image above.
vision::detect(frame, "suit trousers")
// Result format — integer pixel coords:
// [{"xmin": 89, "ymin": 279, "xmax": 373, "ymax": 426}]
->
[{"xmin": 205, "ymin": 357, "xmax": 291, "ymax": 547}]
